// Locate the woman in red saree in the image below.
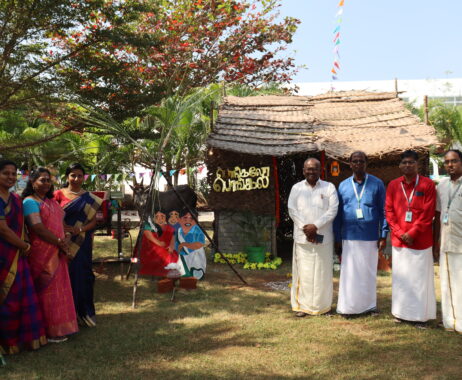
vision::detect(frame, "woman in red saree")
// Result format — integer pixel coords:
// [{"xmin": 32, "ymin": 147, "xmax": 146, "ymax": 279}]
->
[
  {"xmin": 23, "ymin": 168, "xmax": 78, "ymax": 343},
  {"xmin": 138, "ymin": 210, "xmax": 178, "ymax": 277},
  {"xmin": 0, "ymin": 160, "xmax": 46, "ymax": 354}
]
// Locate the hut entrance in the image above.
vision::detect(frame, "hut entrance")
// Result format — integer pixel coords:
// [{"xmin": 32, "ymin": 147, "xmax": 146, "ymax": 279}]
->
[{"xmin": 275, "ymin": 152, "xmax": 323, "ymax": 259}]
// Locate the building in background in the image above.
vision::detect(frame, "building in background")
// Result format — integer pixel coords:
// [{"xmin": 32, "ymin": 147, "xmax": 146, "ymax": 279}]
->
[{"xmin": 296, "ymin": 78, "xmax": 462, "ymax": 106}]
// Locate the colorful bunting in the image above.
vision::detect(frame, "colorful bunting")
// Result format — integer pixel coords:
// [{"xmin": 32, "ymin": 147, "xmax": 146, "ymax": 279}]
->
[{"xmin": 331, "ymin": 0, "xmax": 345, "ymax": 81}]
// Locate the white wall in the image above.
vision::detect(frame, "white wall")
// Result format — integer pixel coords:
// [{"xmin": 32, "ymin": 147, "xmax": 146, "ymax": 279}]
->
[{"xmin": 296, "ymin": 78, "xmax": 462, "ymax": 106}]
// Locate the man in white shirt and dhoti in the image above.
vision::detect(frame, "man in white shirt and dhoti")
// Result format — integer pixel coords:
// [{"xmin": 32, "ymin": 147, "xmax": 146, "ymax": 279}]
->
[
  {"xmin": 288, "ymin": 158, "xmax": 339, "ymax": 317},
  {"xmin": 434, "ymin": 149, "xmax": 462, "ymax": 333}
]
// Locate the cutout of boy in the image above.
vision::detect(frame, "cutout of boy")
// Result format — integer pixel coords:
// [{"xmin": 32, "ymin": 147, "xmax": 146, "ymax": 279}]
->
[
  {"xmin": 168, "ymin": 210, "xmax": 181, "ymax": 232},
  {"xmin": 176, "ymin": 208, "xmax": 206, "ymax": 279}
]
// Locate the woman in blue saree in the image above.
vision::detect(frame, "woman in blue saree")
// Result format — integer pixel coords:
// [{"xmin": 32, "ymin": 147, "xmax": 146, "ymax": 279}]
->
[
  {"xmin": 0, "ymin": 160, "xmax": 46, "ymax": 354},
  {"xmin": 55, "ymin": 163, "xmax": 102, "ymax": 328}
]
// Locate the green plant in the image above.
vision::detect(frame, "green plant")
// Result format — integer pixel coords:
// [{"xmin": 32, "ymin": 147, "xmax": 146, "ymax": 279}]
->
[{"xmin": 233, "ymin": 212, "xmax": 271, "ymax": 247}]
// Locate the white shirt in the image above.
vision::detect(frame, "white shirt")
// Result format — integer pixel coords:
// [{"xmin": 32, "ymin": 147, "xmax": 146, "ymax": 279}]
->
[
  {"xmin": 437, "ymin": 176, "xmax": 462, "ymax": 253},
  {"xmin": 288, "ymin": 179, "xmax": 339, "ymax": 244}
]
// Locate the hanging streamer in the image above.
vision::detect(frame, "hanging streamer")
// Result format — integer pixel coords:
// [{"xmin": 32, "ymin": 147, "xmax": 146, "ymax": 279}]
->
[{"xmin": 330, "ymin": 1, "xmax": 345, "ymax": 82}]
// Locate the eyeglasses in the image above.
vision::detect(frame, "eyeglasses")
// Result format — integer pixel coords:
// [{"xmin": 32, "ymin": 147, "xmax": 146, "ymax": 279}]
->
[
  {"xmin": 400, "ymin": 160, "xmax": 416, "ymax": 165},
  {"xmin": 351, "ymin": 160, "xmax": 366, "ymax": 164},
  {"xmin": 443, "ymin": 159, "xmax": 461, "ymax": 165}
]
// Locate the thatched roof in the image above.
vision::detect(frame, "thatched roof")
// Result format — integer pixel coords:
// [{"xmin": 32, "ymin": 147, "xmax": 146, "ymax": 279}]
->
[{"xmin": 206, "ymin": 91, "xmax": 439, "ymax": 160}]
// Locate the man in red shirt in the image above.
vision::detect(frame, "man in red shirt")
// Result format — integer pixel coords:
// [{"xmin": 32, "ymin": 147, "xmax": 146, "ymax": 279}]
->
[{"xmin": 385, "ymin": 150, "xmax": 436, "ymax": 328}]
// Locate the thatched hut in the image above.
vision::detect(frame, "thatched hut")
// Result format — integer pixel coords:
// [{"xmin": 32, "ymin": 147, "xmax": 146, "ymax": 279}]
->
[{"xmin": 205, "ymin": 91, "xmax": 439, "ymax": 257}]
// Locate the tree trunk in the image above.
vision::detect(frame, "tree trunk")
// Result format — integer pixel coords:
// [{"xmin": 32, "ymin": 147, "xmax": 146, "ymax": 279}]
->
[
  {"xmin": 185, "ymin": 161, "xmax": 190, "ymax": 186},
  {"xmin": 173, "ymin": 170, "xmax": 179, "ymax": 186},
  {"xmin": 165, "ymin": 163, "xmax": 173, "ymax": 190}
]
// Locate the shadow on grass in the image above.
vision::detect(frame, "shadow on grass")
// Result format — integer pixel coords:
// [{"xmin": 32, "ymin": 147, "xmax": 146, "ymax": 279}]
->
[{"xmin": 4, "ymin": 265, "xmax": 462, "ymax": 380}]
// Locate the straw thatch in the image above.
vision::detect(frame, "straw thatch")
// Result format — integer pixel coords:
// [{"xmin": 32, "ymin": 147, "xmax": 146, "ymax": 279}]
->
[{"xmin": 207, "ymin": 91, "xmax": 439, "ymax": 160}]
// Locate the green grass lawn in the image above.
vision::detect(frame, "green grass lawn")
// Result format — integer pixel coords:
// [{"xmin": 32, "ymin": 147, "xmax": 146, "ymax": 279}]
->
[{"xmin": 2, "ymin": 233, "xmax": 462, "ymax": 379}]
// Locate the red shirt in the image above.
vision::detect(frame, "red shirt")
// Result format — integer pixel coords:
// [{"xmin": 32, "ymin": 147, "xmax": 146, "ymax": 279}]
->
[{"xmin": 385, "ymin": 175, "xmax": 436, "ymax": 250}]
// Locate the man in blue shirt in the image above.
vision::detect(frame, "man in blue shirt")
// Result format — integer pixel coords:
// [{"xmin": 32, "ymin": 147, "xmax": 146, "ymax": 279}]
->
[{"xmin": 334, "ymin": 151, "xmax": 388, "ymax": 316}]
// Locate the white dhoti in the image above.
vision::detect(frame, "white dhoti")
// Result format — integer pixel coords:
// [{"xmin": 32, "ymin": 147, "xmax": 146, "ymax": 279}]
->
[
  {"xmin": 391, "ymin": 246, "xmax": 436, "ymax": 322},
  {"xmin": 291, "ymin": 242, "xmax": 333, "ymax": 315},
  {"xmin": 337, "ymin": 240, "xmax": 378, "ymax": 314},
  {"xmin": 440, "ymin": 252, "xmax": 462, "ymax": 332}
]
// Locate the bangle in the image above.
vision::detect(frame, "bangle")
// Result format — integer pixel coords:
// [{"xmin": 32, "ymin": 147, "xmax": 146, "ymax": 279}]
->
[{"xmin": 24, "ymin": 243, "xmax": 31, "ymax": 252}]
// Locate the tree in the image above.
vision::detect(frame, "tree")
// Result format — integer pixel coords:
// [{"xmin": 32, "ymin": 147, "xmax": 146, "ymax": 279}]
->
[
  {"xmin": 412, "ymin": 100, "xmax": 462, "ymax": 149},
  {"xmin": 57, "ymin": 0, "xmax": 300, "ymax": 119},
  {"xmin": 0, "ymin": 0, "xmax": 159, "ymax": 112}
]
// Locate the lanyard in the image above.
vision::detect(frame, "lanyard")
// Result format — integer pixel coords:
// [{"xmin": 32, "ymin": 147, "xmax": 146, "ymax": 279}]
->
[
  {"xmin": 400, "ymin": 175, "xmax": 419, "ymax": 210},
  {"xmin": 351, "ymin": 174, "xmax": 368, "ymax": 207},
  {"xmin": 447, "ymin": 180, "xmax": 462, "ymax": 211}
]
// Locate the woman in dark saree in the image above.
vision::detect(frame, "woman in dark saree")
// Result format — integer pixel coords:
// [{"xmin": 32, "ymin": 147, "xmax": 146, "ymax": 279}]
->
[
  {"xmin": 54, "ymin": 163, "xmax": 102, "ymax": 327},
  {"xmin": 0, "ymin": 160, "xmax": 46, "ymax": 354}
]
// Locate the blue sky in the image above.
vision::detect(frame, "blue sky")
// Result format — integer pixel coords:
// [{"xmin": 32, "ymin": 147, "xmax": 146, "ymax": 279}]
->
[{"xmin": 278, "ymin": 0, "xmax": 461, "ymax": 83}]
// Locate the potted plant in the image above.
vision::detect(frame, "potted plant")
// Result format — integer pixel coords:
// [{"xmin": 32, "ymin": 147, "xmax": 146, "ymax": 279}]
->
[{"xmin": 234, "ymin": 212, "xmax": 271, "ymax": 263}]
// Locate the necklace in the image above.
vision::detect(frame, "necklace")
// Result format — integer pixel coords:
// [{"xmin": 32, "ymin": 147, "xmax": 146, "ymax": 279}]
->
[
  {"xmin": 34, "ymin": 194, "xmax": 46, "ymax": 202},
  {"xmin": 68, "ymin": 189, "xmax": 82, "ymax": 195}
]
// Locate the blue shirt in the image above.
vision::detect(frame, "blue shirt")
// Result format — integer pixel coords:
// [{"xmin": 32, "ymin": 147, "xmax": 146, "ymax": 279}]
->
[
  {"xmin": 334, "ymin": 174, "xmax": 388, "ymax": 242},
  {"xmin": 175, "ymin": 224, "xmax": 205, "ymax": 255}
]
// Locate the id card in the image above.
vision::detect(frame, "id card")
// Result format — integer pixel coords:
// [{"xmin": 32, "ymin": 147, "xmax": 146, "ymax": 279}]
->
[
  {"xmin": 356, "ymin": 208, "xmax": 364, "ymax": 219},
  {"xmin": 443, "ymin": 213, "xmax": 449, "ymax": 225},
  {"xmin": 405, "ymin": 211, "xmax": 413, "ymax": 222}
]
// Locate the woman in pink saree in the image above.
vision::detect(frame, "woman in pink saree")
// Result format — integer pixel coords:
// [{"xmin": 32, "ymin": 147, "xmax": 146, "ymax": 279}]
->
[{"xmin": 22, "ymin": 168, "xmax": 78, "ymax": 343}]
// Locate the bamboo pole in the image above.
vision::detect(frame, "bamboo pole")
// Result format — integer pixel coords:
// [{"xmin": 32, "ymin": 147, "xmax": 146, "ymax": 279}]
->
[{"xmin": 424, "ymin": 95, "xmax": 429, "ymax": 125}]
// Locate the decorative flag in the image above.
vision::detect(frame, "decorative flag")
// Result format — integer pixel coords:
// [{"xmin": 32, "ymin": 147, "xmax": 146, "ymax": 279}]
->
[
  {"xmin": 331, "ymin": 0, "xmax": 345, "ymax": 82},
  {"xmin": 179, "ymin": 169, "xmax": 186, "ymax": 175},
  {"xmin": 84, "ymin": 174, "xmax": 89, "ymax": 181},
  {"xmin": 332, "ymin": 75, "xmax": 338, "ymax": 80},
  {"xmin": 106, "ymin": 174, "xmax": 112, "ymax": 181},
  {"xmin": 169, "ymin": 170, "xmax": 176, "ymax": 176},
  {"xmin": 91, "ymin": 174, "xmax": 96, "ymax": 181}
]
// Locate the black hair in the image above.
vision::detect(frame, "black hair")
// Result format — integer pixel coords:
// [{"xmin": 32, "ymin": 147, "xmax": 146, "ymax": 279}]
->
[
  {"xmin": 349, "ymin": 151, "xmax": 368, "ymax": 162},
  {"xmin": 0, "ymin": 159, "xmax": 17, "ymax": 171},
  {"xmin": 179, "ymin": 207, "xmax": 198, "ymax": 219},
  {"xmin": 64, "ymin": 163, "xmax": 86, "ymax": 188},
  {"xmin": 444, "ymin": 149, "xmax": 462, "ymax": 161},
  {"xmin": 400, "ymin": 150, "xmax": 419, "ymax": 162},
  {"xmin": 21, "ymin": 167, "xmax": 54, "ymax": 199}
]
